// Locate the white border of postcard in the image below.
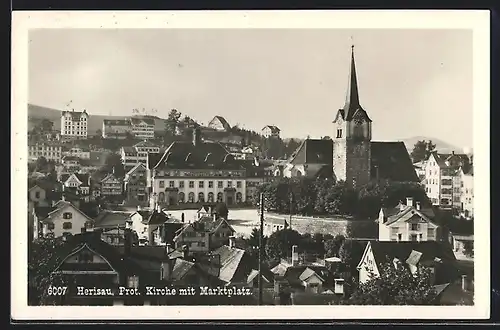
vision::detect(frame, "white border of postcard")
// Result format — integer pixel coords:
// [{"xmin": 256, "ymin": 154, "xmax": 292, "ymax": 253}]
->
[{"xmin": 12, "ymin": 10, "xmax": 490, "ymax": 320}]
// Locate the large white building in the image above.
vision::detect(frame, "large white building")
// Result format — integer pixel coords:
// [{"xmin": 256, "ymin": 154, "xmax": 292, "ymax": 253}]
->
[
  {"xmin": 120, "ymin": 140, "xmax": 161, "ymax": 172},
  {"xmin": 148, "ymin": 128, "xmax": 253, "ymax": 207},
  {"xmin": 453, "ymin": 166, "xmax": 474, "ymax": 219},
  {"xmin": 130, "ymin": 117, "xmax": 155, "ymax": 140},
  {"xmin": 61, "ymin": 109, "xmax": 89, "ymax": 140},
  {"xmin": 424, "ymin": 151, "xmax": 471, "ymax": 208},
  {"xmin": 28, "ymin": 142, "xmax": 63, "ymax": 163}
]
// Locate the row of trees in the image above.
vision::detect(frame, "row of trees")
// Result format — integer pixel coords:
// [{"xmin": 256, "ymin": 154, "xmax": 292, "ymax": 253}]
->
[{"xmin": 253, "ymin": 177, "xmax": 428, "ymax": 219}]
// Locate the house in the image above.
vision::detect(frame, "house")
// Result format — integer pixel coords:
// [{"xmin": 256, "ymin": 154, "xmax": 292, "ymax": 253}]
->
[
  {"xmin": 262, "ymin": 125, "xmax": 281, "ymax": 139},
  {"xmin": 207, "ymin": 115, "xmax": 232, "ymax": 132},
  {"xmin": 102, "ymin": 119, "xmax": 131, "ymax": 139},
  {"xmin": 149, "ymin": 128, "xmax": 248, "ymax": 207},
  {"xmin": 100, "ymin": 172, "xmax": 123, "ymax": 199},
  {"xmin": 93, "ymin": 210, "xmax": 133, "ymax": 229},
  {"xmin": 27, "ymin": 180, "xmax": 62, "ymax": 212},
  {"xmin": 130, "ymin": 117, "xmax": 155, "ymax": 140},
  {"xmin": 125, "ymin": 209, "xmax": 153, "ymax": 240},
  {"xmin": 378, "ymin": 197, "xmax": 439, "ymax": 242},
  {"xmin": 424, "ymin": 151, "xmax": 471, "ymax": 208},
  {"xmin": 120, "ymin": 140, "xmax": 161, "ymax": 172},
  {"xmin": 432, "ymin": 277, "xmax": 474, "ymax": 305},
  {"xmin": 413, "ymin": 160, "xmax": 427, "ymax": 182},
  {"xmin": 33, "ymin": 201, "xmax": 94, "ymax": 239},
  {"xmin": 61, "ymin": 109, "xmax": 89, "ymax": 140},
  {"xmin": 196, "ymin": 204, "xmax": 217, "ymax": 220},
  {"xmin": 263, "ymin": 217, "xmax": 289, "ymax": 237},
  {"xmin": 124, "ymin": 163, "xmax": 148, "ymax": 205},
  {"xmin": 457, "ymin": 165, "xmax": 474, "ymax": 219},
  {"xmin": 27, "ymin": 142, "xmax": 63, "ymax": 163},
  {"xmin": 356, "ymin": 240, "xmax": 459, "ymax": 285},
  {"xmin": 173, "ymin": 216, "xmax": 236, "ymax": 253},
  {"xmin": 63, "ymin": 146, "xmax": 91, "ymax": 159},
  {"xmin": 59, "ymin": 173, "xmax": 91, "ymax": 197}
]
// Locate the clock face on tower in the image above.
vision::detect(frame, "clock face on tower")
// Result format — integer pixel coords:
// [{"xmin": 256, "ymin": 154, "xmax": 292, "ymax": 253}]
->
[{"xmin": 354, "ymin": 112, "xmax": 364, "ymax": 125}]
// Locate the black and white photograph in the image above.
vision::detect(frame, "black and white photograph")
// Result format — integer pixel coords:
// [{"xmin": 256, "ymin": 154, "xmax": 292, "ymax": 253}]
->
[{"xmin": 12, "ymin": 10, "xmax": 490, "ymax": 320}]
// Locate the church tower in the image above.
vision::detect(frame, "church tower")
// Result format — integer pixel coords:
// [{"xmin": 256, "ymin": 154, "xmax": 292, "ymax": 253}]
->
[{"xmin": 332, "ymin": 45, "xmax": 372, "ymax": 188}]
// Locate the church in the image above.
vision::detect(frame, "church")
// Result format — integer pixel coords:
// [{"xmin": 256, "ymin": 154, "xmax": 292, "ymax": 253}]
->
[{"xmin": 282, "ymin": 45, "xmax": 419, "ymax": 187}]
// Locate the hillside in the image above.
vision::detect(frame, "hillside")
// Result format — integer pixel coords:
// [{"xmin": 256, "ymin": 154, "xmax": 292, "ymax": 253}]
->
[
  {"xmin": 28, "ymin": 104, "xmax": 167, "ymax": 135},
  {"xmin": 400, "ymin": 136, "xmax": 463, "ymax": 154}
]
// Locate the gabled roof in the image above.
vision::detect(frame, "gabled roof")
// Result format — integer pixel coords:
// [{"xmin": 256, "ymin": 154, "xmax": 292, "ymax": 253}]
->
[
  {"xmin": 125, "ymin": 163, "xmax": 147, "ymax": 177},
  {"xmin": 154, "ymin": 140, "xmax": 244, "ymax": 171},
  {"xmin": 134, "ymin": 140, "xmax": 158, "ymax": 148},
  {"xmin": 430, "ymin": 152, "xmax": 471, "ymax": 169},
  {"xmin": 40, "ymin": 201, "xmax": 93, "ymax": 223},
  {"xmin": 210, "ymin": 245, "xmax": 247, "ymax": 283},
  {"xmin": 298, "ymin": 267, "xmax": 325, "ymax": 282},
  {"xmin": 209, "ymin": 116, "xmax": 232, "ymax": 131},
  {"xmin": 288, "ymin": 139, "xmax": 333, "ymax": 165},
  {"xmin": 61, "ymin": 110, "xmax": 88, "ymax": 121},
  {"xmin": 101, "ymin": 173, "xmax": 120, "ymax": 183},
  {"xmin": 262, "ymin": 125, "xmax": 280, "ymax": 133},
  {"xmin": 383, "ymin": 205, "xmax": 437, "ymax": 226},
  {"xmin": 371, "ymin": 142, "xmax": 420, "ymax": 182},
  {"xmin": 171, "ymin": 258, "xmax": 195, "ymax": 281},
  {"xmin": 60, "ymin": 173, "xmax": 90, "ymax": 187},
  {"xmin": 144, "ymin": 210, "xmax": 169, "ymax": 225}
]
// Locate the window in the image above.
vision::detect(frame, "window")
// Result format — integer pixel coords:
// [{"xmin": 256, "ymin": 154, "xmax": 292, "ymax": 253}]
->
[
  {"xmin": 227, "ymin": 181, "xmax": 232, "ymax": 188},
  {"xmin": 178, "ymin": 192, "xmax": 185, "ymax": 203},
  {"xmin": 198, "ymin": 192, "xmax": 205, "ymax": 203},
  {"xmin": 217, "ymin": 192, "xmax": 223, "ymax": 202},
  {"xmin": 63, "ymin": 222, "xmax": 72, "ymax": 230},
  {"xmin": 218, "ymin": 181, "xmax": 223, "ymax": 188},
  {"xmin": 411, "ymin": 223, "xmax": 419, "ymax": 231},
  {"xmin": 188, "ymin": 192, "xmax": 195, "ymax": 203},
  {"xmin": 63, "ymin": 212, "xmax": 72, "ymax": 219},
  {"xmin": 336, "ymin": 129, "xmax": 343, "ymax": 138},
  {"xmin": 159, "ymin": 180, "xmax": 165, "ymax": 188},
  {"xmin": 208, "ymin": 181, "xmax": 213, "ymax": 188},
  {"xmin": 410, "ymin": 234, "xmax": 418, "ymax": 242},
  {"xmin": 47, "ymin": 222, "xmax": 55, "ymax": 230},
  {"xmin": 236, "ymin": 181, "xmax": 242, "ymax": 188},
  {"xmin": 179, "ymin": 181, "xmax": 185, "ymax": 188},
  {"xmin": 189, "ymin": 181, "xmax": 194, "ymax": 188},
  {"xmin": 427, "ymin": 228, "xmax": 434, "ymax": 238},
  {"xmin": 35, "ymin": 191, "xmax": 40, "ymax": 199},
  {"xmin": 208, "ymin": 192, "xmax": 214, "ymax": 203},
  {"xmin": 169, "ymin": 181, "xmax": 175, "ymax": 188},
  {"xmin": 199, "ymin": 181, "xmax": 204, "ymax": 188},
  {"xmin": 127, "ymin": 275, "xmax": 139, "ymax": 289},
  {"xmin": 236, "ymin": 192, "xmax": 243, "ymax": 203}
]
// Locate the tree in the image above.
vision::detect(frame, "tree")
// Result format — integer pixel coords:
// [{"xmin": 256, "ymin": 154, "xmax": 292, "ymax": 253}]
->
[
  {"xmin": 165, "ymin": 108, "xmax": 182, "ymax": 139},
  {"xmin": 215, "ymin": 203, "xmax": 229, "ymax": 219},
  {"xmin": 28, "ymin": 237, "xmax": 76, "ymax": 305},
  {"xmin": 265, "ymin": 228, "xmax": 302, "ymax": 263},
  {"xmin": 35, "ymin": 156, "xmax": 48, "ymax": 172},
  {"xmin": 338, "ymin": 239, "xmax": 366, "ymax": 276},
  {"xmin": 324, "ymin": 234, "xmax": 346, "ymax": 258},
  {"xmin": 104, "ymin": 153, "xmax": 125, "ymax": 178},
  {"xmin": 346, "ymin": 259, "xmax": 437, "ymax": 305},
  {"xmin": 410, "ymin": 140, "xmax": 436, "ymax": 163},
  {"xmin": 95, "ymin": 129, "xmax": 103, "ymax": 138}
]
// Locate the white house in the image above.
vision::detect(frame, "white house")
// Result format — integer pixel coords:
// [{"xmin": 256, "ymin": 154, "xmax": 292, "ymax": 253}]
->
[
  {"xmin": 262, "ymin": 125, "xmax": 281, "ymax": 138},
  {"xmin": 130, "ymin": 117, "xmax": 155, "ymax": 140},
  {"xmin": 35, "ymin": 201, "xmax": 94, "ymax": 239},
  {"xmin": 378, "ymin": 197, "xmax": 439, "ymax": 242}
]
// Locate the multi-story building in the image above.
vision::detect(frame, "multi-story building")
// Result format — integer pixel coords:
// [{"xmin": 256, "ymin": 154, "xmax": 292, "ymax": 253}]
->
[
  {"xmin": 101, "ymin": 172, "xmax": 123, "ymax": 198},
  {"xmin": 120, "ymin": 140, "xmax": 161, "ymax": 172},
  {"xmin": 28, "ymin": 142, "xmax": 63, "ymax": 163},
  {"xmin": 261, "ymin": 125, "xmax": 281, "ymax": 139},
  {"xmin": 62, "ymin": 146, "xmax": 91, "ymax": 159},
  {"xmin": 130, "ymin": 117, "xmax": 155, "ymax": 140},
  {"xmin": 60, "ymin": 109, "xmax": 89, "ymax": 140},
  {"xmin": 124, "ymin": 163, "xmax": 148, "ymax": 205},
  {"xmin": 457, "ymin": 166, "xmax": 474, "ymax": 219},
  {"xmin": 424, "ymin": 151, "xmax": 471, "ymax": 208},
  {"xmin": 102, "ymin": 119, "xmax": 131, "ymax": 139},
  {"xmin": 148, "ymin": 128, "xmax": 248, "ymax": 207},
  {"xmin": 378, "ymin": 197, "xmax": 439, "ymax": 242}
]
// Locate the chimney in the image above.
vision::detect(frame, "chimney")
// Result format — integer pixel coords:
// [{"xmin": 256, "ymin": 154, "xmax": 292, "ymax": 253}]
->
[
  {"xmin": 181, "ymin": 213, "xmax": 185, "ymax": 223},
  {"xmin": 124, "ymin": 229, "xmax": 132, "ymax": 257},
  {"xmin": 291, "ymin": 245, "xmax": 299, "ymax": 266},
  {"xmin": 228, "ymin": 236, "xmax": 235, "ymax": 249},
  {"xmin": 406, "ymin": 197, "xmax": 414, "ymax": 207},
  {"xmin": 192, "ymin": 128, "xmax": 201, "ymax": 147},
  {"xmin": 461, "ymin": 275, "xmax": 468, "ymax": 291},
  {"xmin": 452, "ymin": 151, "xmax": 455, "ymax": 155},
  {"xmin": 416, "ymin": 202, "xmax": 421, "ymax": 210},
  {"xmin": 182, "ymin": 244, "xmax": 189, "ymax": 259},
  {"xmin": 137, "ymin": 205, "xmax": 141, "ymax": 211}
]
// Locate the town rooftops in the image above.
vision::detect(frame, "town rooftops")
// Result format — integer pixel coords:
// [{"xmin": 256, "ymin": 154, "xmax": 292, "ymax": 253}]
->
[
  {"xmin": 431, "ymin": 151, "xmax": 471, "ymax": 169},
  {"xmin": 59, "ymin": 173, "xmax": 91, "ymax": 186},
  {"xmin": 94, "ymin": 211, "xmax": 132, "ymax": 228},
  {"xmin": 382, "ymin": 203, "xmax": 436, "ymax": 226},
  {"xmin": 262, "ymin": 125, "xmax": 281, "ymax": 133},
  {"xmin": 287, "ymin": 139, "xmax": 334, "ymax": 165},
  {"xmin": 371, "ymin": 141, "xmax": 419, "ymax": 182}
]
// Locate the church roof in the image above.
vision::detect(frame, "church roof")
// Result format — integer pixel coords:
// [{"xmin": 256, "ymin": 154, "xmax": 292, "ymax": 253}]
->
[
  {"xmin": 287, "ymin": 139, "xmax": 333, "ymax": 165},
  {"xmin": 371, "ymin": 141, "xmax": 419, "ymax": 182},
  {"xmin": 342, "ymin": 46, "xmax": 372, "ymax": 122}
]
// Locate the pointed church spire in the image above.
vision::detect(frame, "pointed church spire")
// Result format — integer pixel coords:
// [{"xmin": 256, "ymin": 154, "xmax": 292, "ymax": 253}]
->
[{"xmin": 343, "ymin": 44, "xmax": 361, "ymax": 120}]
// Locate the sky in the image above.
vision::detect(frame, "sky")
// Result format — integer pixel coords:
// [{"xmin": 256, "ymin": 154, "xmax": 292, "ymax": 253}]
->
[{"xmin": 28, "ymin": 28, "xmax": 473, "ymax": 148}]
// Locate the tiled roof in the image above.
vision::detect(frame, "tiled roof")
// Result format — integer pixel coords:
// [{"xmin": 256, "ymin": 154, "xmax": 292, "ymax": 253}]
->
[
  {"xmin": 130, "ymin": 117, "xmax": 155, "ymax": 126},
  {"xmin": 210, "ymin": 116, "xmax": 232, "ymax": 131},
  {"xmin": 41, "ymin": 201, "xmax": 93, "ymax": 223},
  {"xmin": 103, "ymin": 119, "xmax": 130, "ymax": 126},
  {"xmin": 125, "ymin": 163, "xmax": 147, "ymax": 178},
  {"xmin": 145, "ymin": 210, "xmax": 169, "ymax": 225},
  {"xmin": 61, "ymin": 110, "xmax": 88, "ymax": 121},
  {"xmin": 34, "ymin": 206, "xmax": 57, "ymax": 219},
  {"xmin": 288, "ymin": 139, "xmax": 333, "ymax": 165},
  {"xmin": 94, "ymin": 211, "xmax": 132, "ymax": 228},
  {"xmin": 147, "ymin": 153, "xmax": 164, "ymax": 169},
  {"xmin": 134, "ymin": 140, "xmax": 157, "ymax": 148},
  {"xmin": 282, "ymin": 265, "xmax": 329, "ymax": 287},
  {"xmin": 371, "ymin": 142, "xmax": 420, "ymax": 182},
  {"xmin": 431, "ymin": 152, "xmax": 471, "ymax": 169},
  {"xmin": 384, "ymin": 205, "xmax": 436, "ymax": 226},
  {"xmin": 211, "ymin": 245, "xmax": 247, "ymax": 283},
  {"xmin": 154, "ymin": 140, "xmax": 244, "ymax": 171},
  {"xmin": 171, "ymin": 259, "xmax": 195, "ymax": 281}
]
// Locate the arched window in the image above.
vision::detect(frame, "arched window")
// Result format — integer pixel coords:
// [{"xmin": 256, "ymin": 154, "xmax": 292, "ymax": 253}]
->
[
  {"xmin": 198, "ymin": 192, "xmax": 205, "ymax": 203},
  {"xmin": 178, "ymin": 192, "xmax": 185, "ymax": 203},
  {"xmin": 217, "ymin": 192, "xmax": 223, "ymax": 203},
  {"xmin": 188, "ymin": 192, "xmax": 195, "ymax": 203},
  {"xmin": 158, "ymin": 192, "xmax": 165, "ymax": 202},
  {"xmin": 208, "ymin": 192, "xmax": 214, "ymax": 203},
  {"xmin": 236, "ymin": 192, "xmax": 243, "ymax": 204}
]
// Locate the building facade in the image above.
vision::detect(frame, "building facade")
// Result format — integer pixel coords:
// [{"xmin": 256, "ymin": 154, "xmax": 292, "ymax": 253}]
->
[
  {"xmin": 101, "ymin": 173, "xmax": 123, "ymax": 197},
  {"xmin": 458, "ymin": 166, "xmax": 474, "ymax": 219},
  {"xmin": 149, "ymin": 129, "xmax": 248, "ymax": 207},
  {"xmin": 124, "ymin": 163, "xmax": 149, "ymax": 205},
  {"xmin": 62, "ymin": 146, "xmax": 91, "ymax": 159},
  {"xmin": 61, "ymin": 109, "xmax": 89, "ymax": 140},
  {"xmin": 121, "ymin": 141, "xmax": 161, "ymax": 172},
  {"xmin": 130, "ymin": 118, "xmax": 155, "ymax": 140},
  {"xmin": 262, "ymin": 125, "xmax": 281, "ymax": 138},
  {"xmin": 28, "ymin": 142, "xmax": 63, "ymax": 163}
]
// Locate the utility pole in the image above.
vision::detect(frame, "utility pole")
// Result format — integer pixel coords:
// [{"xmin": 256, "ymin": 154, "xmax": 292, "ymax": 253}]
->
[
  {"xmin": 289, "ymin": 191, "xmax": 293, "ymax": 230},
  {"xmin": 258, "ymin": 192, "xmax": 264, "ymax": 306}
]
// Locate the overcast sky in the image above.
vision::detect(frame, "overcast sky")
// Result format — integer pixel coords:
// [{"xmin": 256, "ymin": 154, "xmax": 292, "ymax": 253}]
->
[{"xmin": 28, "ymin": 28, "xmax": 473, "ymax": 148}]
